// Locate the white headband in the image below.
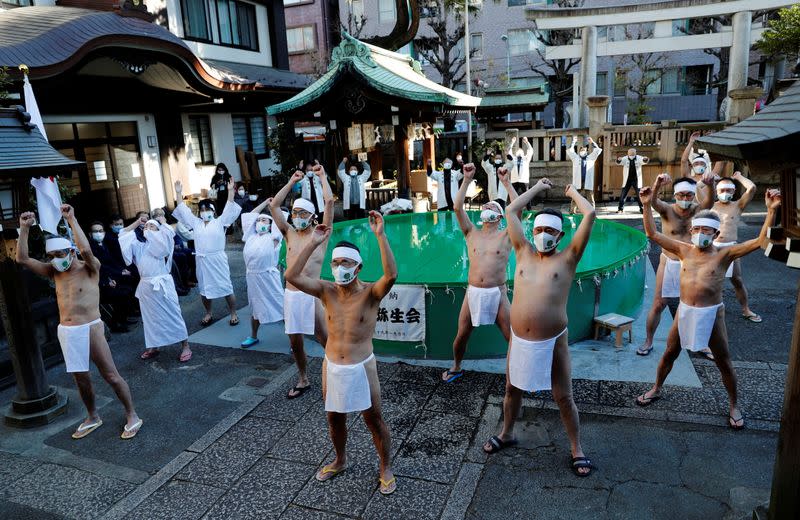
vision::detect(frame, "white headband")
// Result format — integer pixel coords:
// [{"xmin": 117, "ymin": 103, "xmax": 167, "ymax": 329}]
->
[
  {"xmin": 673, "ymin": 181, "xmax": 697, "ymax": 194},
  {"xmin": 692, "ymin": 217, "xmax": 720, "ymax": 230},
  {"xmin": 146, "ymin": 219, "xmax": 160, "ymax": 228},
  {"xmin": 332, "ymin": 246, "xmax": 362, "ymax": 264},
  {"xmin": 717, "ymin": 180, "xmax": 735, "ymax": 190},
  {"xmin": 691, "ymin": 157, "xmax": 709, "ymax": 166},
  {"xmin": 533, "ymin": 213, "xmax": 562, "ymax": 232},
  {"xmin": 292, "ymin": 198, "xmax": 316, "ymax": 214},
  {"xmin": 45, "ymin": 237, "xmax": 72, "ymax": 252},
  {"xmin": 483, "ymin": 202, "xmax": 503, "ymax": 215}
]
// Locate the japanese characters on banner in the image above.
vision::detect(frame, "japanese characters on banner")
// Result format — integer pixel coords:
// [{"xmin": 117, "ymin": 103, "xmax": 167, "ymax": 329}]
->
[{"xmin": 374, "ymin": 285, "xmax": 426, "ymax": 342}]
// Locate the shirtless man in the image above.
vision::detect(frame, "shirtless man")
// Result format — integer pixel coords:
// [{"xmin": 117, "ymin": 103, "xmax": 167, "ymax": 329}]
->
[
  {"xmin": 270, "ymin": 167, "xmax": 332, "ymax": 398},
  {"xmin": 635, "ymin": 187, "xmax": 781, "ymax": 430},
  {"xmin": 483, "ymin": 180, "xmax": 596, "ymax": 478},
  {"xmin": 636, "ymin": 173, "xmax": 716, "ymax": 357},
  {"xmin": 285, "ymin": 211, "xmax": 397, "ymax": 495},
  {"xmin": 442, "ymin": 163, "xmax": 517, "ymax": 383},
  {"xmin": 16, "ymin": 206, "xmax": 142, "ymax": 439},
  {"xmin": 712, "ymin": 173, "xmax": 761, "ymax": 323}
]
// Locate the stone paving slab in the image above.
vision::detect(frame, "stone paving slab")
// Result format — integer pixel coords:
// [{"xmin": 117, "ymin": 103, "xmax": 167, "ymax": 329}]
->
[
  {"xmin": 0, "ymin": 463, "xmax": 135, "ymax": 519},
  {"xmin": 204, "ymin": 458, "xmax": 314, "ymax": 520},
  {"xmin": 425, "ymin": 372, "xmax": 493, "ymax": 418},
  {"xmin": 361, "ymin": 476, "xmax": 451, "ymax": 520},
  {"xmin": 0, "ymin": 451, "xmax": 41, "ymax": 491},
  {"xmin": 176, "ymin": 416, "xmax": 290, "ymax": 488},
  {"xmin": 268, "ymin": 408, "xmax": 335, "ymax": 466},
  {"xmin": 280, "ymin": 505, "xmax": 355, "ymax": 519},
  {"xmin": 125, "ymin": 481, "xmax": 224, "ymax": 520},
  {"xmin": 0, "ymin": 499, "xmax": 66, "ymax": 520}
]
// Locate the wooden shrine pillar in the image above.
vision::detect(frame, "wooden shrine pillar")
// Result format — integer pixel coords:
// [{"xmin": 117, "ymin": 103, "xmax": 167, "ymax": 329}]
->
[{"xmin": 394, "ymin": 118, "xmax": 411, "ymax": 198}]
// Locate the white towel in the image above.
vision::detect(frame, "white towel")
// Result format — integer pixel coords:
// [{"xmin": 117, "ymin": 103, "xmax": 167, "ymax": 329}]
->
[
  {"xmin": 508, "ymin": 328, "xmax": 567, "ymax": 392},
  {"xmin": 661, "ymin": 254, "xmax": 681, "ymax": 298},
  {"xmin": 284, "ymin": 289, "xmax": 316, "ymax": 335},
  {"xmin": 713, "ymin": 241, "xmax": 736, "ymax": 277},
  {"xmin": 678, "ymin": 301, "xmax": 724, "ymax": 352},
  {"xmin": 56, "ymin": 318, "xmax": 102, "ymax": 373},
  {"xmin": 325, "ymin": 354, "xmax": 374, "ymax": 413},
  {"xmin": 467, "ymin": 285, "xmax": 502, "ymax": 327}
]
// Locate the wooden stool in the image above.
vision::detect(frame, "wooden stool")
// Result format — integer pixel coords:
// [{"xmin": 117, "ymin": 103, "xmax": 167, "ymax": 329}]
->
[{"xmin": 593, "ymin": 313, "xmax": 634, "ymax": 348}]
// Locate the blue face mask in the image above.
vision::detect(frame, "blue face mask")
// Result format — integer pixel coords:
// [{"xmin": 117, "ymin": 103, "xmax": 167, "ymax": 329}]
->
[{"xmin": 111, "ymin": 225, "xmax": 123, "ymax": 234}]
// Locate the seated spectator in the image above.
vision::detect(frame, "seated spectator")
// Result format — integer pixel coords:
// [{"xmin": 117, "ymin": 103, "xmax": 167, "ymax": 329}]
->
[{"xmin": 89, "ymin": 221, "xmax": 137, "ymax": 332}]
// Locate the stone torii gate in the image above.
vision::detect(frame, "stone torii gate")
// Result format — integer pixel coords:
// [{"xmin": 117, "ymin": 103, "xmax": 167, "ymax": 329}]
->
[{"xmin": 527, "ymin": 0, "xmax": 796, "ymax": 127}]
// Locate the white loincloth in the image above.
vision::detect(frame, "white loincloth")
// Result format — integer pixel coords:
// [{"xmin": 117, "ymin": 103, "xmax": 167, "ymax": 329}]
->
[
  {"xmin": 195, "ymin": 250, "xmax": 234, "ymax": 299},
  {"xmin": 136, "ymin": 274, "xmax": 188, "ymax": 348},
  {"xmin": 325, "ymin": 354, "xmax": 375, "ymax": 413},
  {"xmin": 284, "ymin": 289, "xmax": 316, "ymax": 335},
  {"xmin": 56, "ymin": 318, "xmax": 102, "ymax": 373},
  {"xmin": 678, "ymin": 301, "xmax": 724, "ymax": 352},
  {"xmin": 713, "ymin": 241, "xmax": 736, "ymax": 277},
  {"xmin": 508, "ymin": 327, "xmax": 567, "ymax": 392},
  {"xmin": 467, "ymin": 285, "xmax": 502, "ymax": 327},
  {"xmin": 661, "ymin": 253, "xmax": 682, "ymax": 298},
  {"xmin": 247, "ymin": 268, "xmax": 284, "ymax": 324}
]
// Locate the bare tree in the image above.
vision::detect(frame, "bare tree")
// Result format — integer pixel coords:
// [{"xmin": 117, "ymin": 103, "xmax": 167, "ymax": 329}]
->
[
  {"xmin": 341, "ymin": 1, "xmax": 368, "ymax": 39},
  {"xmin": 415, "ymin": 0, "xmax": 479, "ymax": 89},
  {"xmin": 529, "ymin": 0, "xmax": 584, "ymax": 128}
]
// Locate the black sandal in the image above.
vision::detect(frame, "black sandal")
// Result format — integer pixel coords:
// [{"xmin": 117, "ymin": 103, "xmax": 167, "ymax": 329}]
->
[
  {"xmin": 229, "ymin": 317, "xmax": 239, "ymax": 326},
  {"xmin": 200, "ymin": 316, "xmax": 213, "ymax": 327},
  {"xmin": 571, "ymin": 457, "xmax": 594, "ymax": 477},
  {"xmin": 287, "ymin": 385, "xmax": 310, "ymax": 399},
  {"xmin": 483, "ymin": 435, "xmax": 518, "ymax": 454},
  {"xmin": 729, "ymin": 415, "xmax": 745, "ymax": 430},
  {"xmin": 635, "ymin": 393, "xmax": 661, "ymax": 407}
]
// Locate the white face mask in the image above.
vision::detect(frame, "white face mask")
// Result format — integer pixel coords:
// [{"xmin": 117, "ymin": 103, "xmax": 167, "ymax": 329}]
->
[
  {"xmin": 456, "ymin": 156, "xmax": 462, "ymax": 162},
  {"xmin": 494, "ymin": 159, "xmax": 503, "ymax": 166},
  {"xmin": 51, "ymin": 252, "xmax": 73, "ymax": 273},
  {"xmin": 717, "ymin": 192, "xmax": 733, "ymax": 202},
  {"xmin": 237, "ymin": 189, "xmax": 246, "ymax": 197},
  {"xmin": 480, "ymin": 209, "xmax": 501, "ymax": 223},
  {"xmin": 692, "ymin": 164, "xmax": 706, "ymax": 174},
  {"xmin": 144, "ymin": 229, "xmax": 158, "ymax": 242},
  {"xmin": 256, "ymin": 221, "xmax": 270, "ymax": 234},
  {"xmin": 91, "ymin": 232, "xmax": 105, "ymax": 243},
  {"xmin": 306, "ymin": 171, "xmax": 314, "ymax": 177},
  {"xmin": 349, "ymin": 169, "xmax": 358, "ymax": 175},
  {"xmin": 248, "ymin": 194, "xmax": 258, "ymax": 201},
  {"xmin": 293, "ymin": 217, "xmax": 311, "ymax": 231},
  {"xmin": 200, "ymin": 211, "xmax": 214, "ymax": 222},
  {"xmin": 692, "ymin": 232, "xmax": 715, "ymax": 248},
  {"xmin": 579, "ymin": 151, "xmax": 587, "ymax": 158},
  {"xmin": 443, "ymin": 162, "xmax": 452, "ymax": 170},
  {"xmin": 533, "ymin": 232, "xmax": 559, "ymax": 252},
  {"xmin": 333, "ymin": 265, "xmax": 358, "ymax": 285},
  {"xmin": 676, "ymin": 199, "xmax": 693, "ymax": 209}
]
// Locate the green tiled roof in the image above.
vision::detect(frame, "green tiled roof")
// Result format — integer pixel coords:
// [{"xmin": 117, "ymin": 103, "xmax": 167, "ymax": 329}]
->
[
  {"xmin": 478, "ymin": 83, "xmax": 549, "ymax": 109},
  {"xmin": 267, "ymin": 33, "xmax": 480, "ymax": 116}
]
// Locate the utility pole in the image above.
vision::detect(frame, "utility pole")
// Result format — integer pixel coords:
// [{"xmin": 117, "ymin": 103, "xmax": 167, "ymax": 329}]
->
[{"xmin": 464, "ymin": 0, "xmax": 472, "ymax": 162}]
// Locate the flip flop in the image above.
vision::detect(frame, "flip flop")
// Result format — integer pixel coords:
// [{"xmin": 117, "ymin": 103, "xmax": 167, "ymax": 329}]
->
[
  {"xmin": 179, "ymin": 350, "xmax": 193, "ymax": 363},
  {"xmin": 240, "ymin": 337, "xmax": 259, "ymax": 348},
  {"xmin": 483, "ymin": 435, "xmax": 518, "ymax": 454},
  {"xmin": 442, "ymin": 369, "xmax": 465, "ymax": 383},
  {"xmin": 729, "ymin": 414, "xmax": 745, "ymax": 430},
  {"xmin": 315, "ymin": 464, "xmax": 346, "ymax": 482},
  {"xmin": 200, "ymin": 316, "xmax": 213, "ymax": 327},
  {"xmin": 635, "ymin": 345, "xmax": 653, "ymax": 356},
  {"xmin": 699, "ymin": 350, "xmax": 715, "ymax": 361},
  {"xmin": 120, "ymin": 419, "xmax": 143, "ymax": 440},
  {"xmin": 140, "ymin": 350, "xmax": 159, "ymax": 360},
  {"xmin": 71, "ymin": 419, "xmax": 103, "ymax": 439},
  {"xmin": 635, "ymin": 393, "xmax": 661, "ymax": 407},
  {"xmin": 742, "ymin": 314, "xmax": 762, "ymax": 323},
  {"xmin": 229, "ymin": 317, "xmax": 239, "ymax": 326},
  {"xmin": 379, "ymin": 476, "xmax": 397, "ymax": 495},
  {"xmin": 287, "ymin": 385, "xmax": 311, "ymax": 399},
  {"xmin": 571, "ymin": 456, "xmax": 594, "ymax": 477}
]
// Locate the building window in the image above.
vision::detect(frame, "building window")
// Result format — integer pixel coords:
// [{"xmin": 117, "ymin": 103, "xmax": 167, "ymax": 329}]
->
[
  {"xmin": 644, "ymin": 70, "xmax": 662, "ymax": 95},
  {"xmin": 232, "ymin": 115, "xmax": 268, "ymax": 155},
  {"xmin": 283, "ymin": 0, "xmax": 307, "ymax": 4},
  {"xmin": 181, "ymin": 0, "xmax": 212, "ymax": 41},
  {"xmin": 684, "ymin": 64, "xmax": 712, "ymax": 95},
  {"xmin": 216, "ymin": 0, "xmax": 259, "ymax": 51},
  {"xmin": 287, "ymin": 25, "xmax": 316, "ymax": 53},
  {"xmin": 596, "ymin": 72, "xmax": 608, "ymax": 95},
  {"xmin": 470, "ymin": 33, "xmax": 483, "ymax": 59},
  {"xmin": 378, "ymin": 0, "xmax": 395, "ymax": 24},
  {"xmin": 508, "ymin": 29, "xmax": 537, "ymax": 56},
  {"xmin": 661, "ymin": 68, "xmax": 680, "ymax": 94},
  {"xmin": 614, "ymin": 70, "xmax": 627, "ymax": 97},
  {"xmin": 188, "ymin": 116, "xmax": 214, "ymax": 166}
]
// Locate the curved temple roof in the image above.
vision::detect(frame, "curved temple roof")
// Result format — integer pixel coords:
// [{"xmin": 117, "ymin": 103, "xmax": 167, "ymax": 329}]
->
[
  {"xmin": 0, "ymin": 6, "xmax": 307, "ymax": 92},
  {"xmin": 268, "ymin": 33, "xmax": 481, "ymax": 117}
]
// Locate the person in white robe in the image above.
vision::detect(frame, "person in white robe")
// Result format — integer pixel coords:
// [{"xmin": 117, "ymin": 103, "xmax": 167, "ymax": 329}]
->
[
  {"xmin": 173, "ymin": 178, "xmax": 242, "ymax": 326},
  {"xmin": 240, "ymin": 198, "xmax": 285, "ymax": 348},
  {"xmin": 119, "ymin": 215, "xmax": 191, "ymax": 361},
  {"xmin": 566, "ymin": 136, "xmax": 602, "ymax": 213},
  {"xmin": 337, "ymin": 157, "xmax": 371, "ymax": 220}
]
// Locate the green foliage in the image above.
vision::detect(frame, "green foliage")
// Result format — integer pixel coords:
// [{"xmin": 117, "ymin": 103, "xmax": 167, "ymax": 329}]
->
[
  {"xmin": 0, "ymin": 67, "xmax": 11, "ymax": 101},
  {"xmin": 756, "ymin": 5, "xmax": 800, "ymax": 60},
  {"xmin": 265, "ymin": 122, "xmax": 300, "ymax": 184}
]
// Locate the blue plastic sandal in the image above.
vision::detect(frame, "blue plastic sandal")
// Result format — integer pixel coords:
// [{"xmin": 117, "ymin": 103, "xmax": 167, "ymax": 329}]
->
[{"xmin": 240, "ymin": 337, "xmax": 260, "ymax": 348}]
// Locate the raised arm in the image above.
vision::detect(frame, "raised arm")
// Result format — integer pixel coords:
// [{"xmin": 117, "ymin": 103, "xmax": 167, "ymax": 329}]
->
[
  {"xmin": 226, "ymin": 177, "xmax": 235, "ymax": 203},
  {"xmin": 172, "ymin": 181, "xmax": 202, "ymax": 228},
  {"xmin": 454, "ymin": 163, "xmax": 476, "ymax": 234},
  {"xmin": 727, "ymin": 189, "xmax": 780, "ymax": 259},
  {"xmin": 566, "ymin": 136, "xmax": 578, "ymax": 159},
  {"xmin": 695, "ymin": 173, "xmax": 716, "ymax": 210},
  {"xmin": 733, "ymin": 171, "xmax": 756, "ymax": 209},
  {"xmin": 360, "ymin": 161, "xmax": 371, "ymax": 181},
  {"xmin": 640, "ymin": 186, "xmax": 691, "ymax": 259},
  {"xmin": 565, "ymin": 185, "xmax": 596, "ymax": 260},
  {"xmin": 314, "ymin": 163, "xmax": 335, "ymax": 227},
  {"xmin": 63, "ymin": 205, "xmax": 99, "ymax": 273},
  {"xmin": 270, "ymin": 170, "xmax": 304, "ymax": 234},
  {"xmin": 681, "ymin": 131, "xmax": 701, "ymax": 177},
  {"xmin": 506, "ymin": 178, "xmax": 552, "ymax": 250},
  {"xmin": 588, "ymin": 137, "xmax": 602, "ymax": 159},
  {"xmin": 250, "ymin": 197, "xmax": 270, "ymax": 215},
  {"xmin": 368, "ymin": 211, "xmax": 397, "ymax": 300},
  {"xmin": 521, "ymin": 136, "xmax": 533, "ymax": 158},
  {"xmin": 498, "ymin": 167, "xmax": 517, "ymax": 202},
  {"xmin": 650, "ymin": 173, "xmax": 673, "ymax": 215},
  {"xmin": 15, "ymin": 212, "xmax": 52, "ymax": 277},
  {"xmin": 337, "ymin": 158, "xmax": 347, "ymax": 183},
  {"xmin": 506, "ymin": 136, "xmax": 516, "ymax": 157},
  {"xmin": 284, "ymin": 225, "xmax": 329, "ymax": 298}
]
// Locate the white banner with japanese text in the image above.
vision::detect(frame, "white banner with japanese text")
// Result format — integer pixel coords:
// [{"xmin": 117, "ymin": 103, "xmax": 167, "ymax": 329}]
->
[{"xmin": 373, "ymin": 285, "xmax": 426, "ymax": 342}]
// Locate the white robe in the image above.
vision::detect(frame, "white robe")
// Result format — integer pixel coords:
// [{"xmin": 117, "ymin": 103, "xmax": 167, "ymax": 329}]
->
[
  {"xmin": 566, "ymin": 138, "xmax": 602, "ymax": 191},
  {"xmin": 119, "ymin": 226, "xmax": 188, "ymax": 349},
  {"xmin": 429, "ymin": 169, "xmax": 463, "ymax": 209},
  {"xmin": 173, "ymin": 200, "xmax": 242, "ymax": 299},
  {"xmin": 337, "ymin": 161, "xmax": 372, "ymax": 210},
  {"xmin": 508, "ymin": 140, "xmax": 534, "ymax": 184},
  {"xmin": 300, "ymin": 174, "xmax": 325, "ymax": 213},
  {"xmin": 616, "ymin": 155, "xmax": 646, "ymax": 187},
  {"xmin": 480, "ymin": 158, "xmax": 510, "ymax": 202},
  {"xmin": 241, "ymin": 213, "xmax": 284, "ymax": 324}
]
